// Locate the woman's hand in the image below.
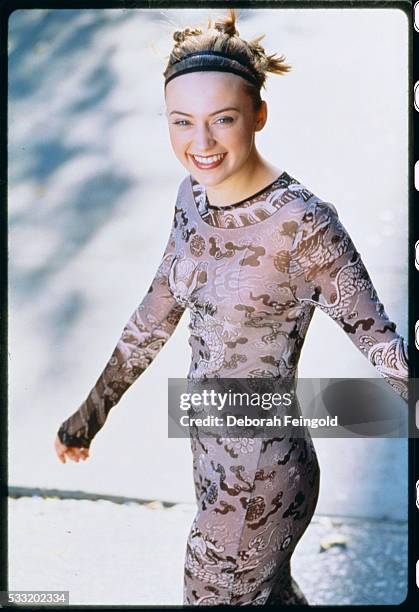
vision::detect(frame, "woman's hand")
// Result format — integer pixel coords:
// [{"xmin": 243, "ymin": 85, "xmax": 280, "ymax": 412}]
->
[{"xmin": 54, "ymin": 434, "xmax": 90, "ymax": 464}]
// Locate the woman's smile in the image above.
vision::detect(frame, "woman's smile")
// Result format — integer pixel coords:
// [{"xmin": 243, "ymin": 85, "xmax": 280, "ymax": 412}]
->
[{"xmin": 189, "ymin": 152, "xmax": 227, "ymax": 170}]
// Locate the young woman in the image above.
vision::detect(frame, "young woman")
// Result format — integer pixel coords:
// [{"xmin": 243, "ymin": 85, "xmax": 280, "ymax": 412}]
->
[{"xmin": 54, "ymin": 9, "xmax": 408, "ymax": 606}]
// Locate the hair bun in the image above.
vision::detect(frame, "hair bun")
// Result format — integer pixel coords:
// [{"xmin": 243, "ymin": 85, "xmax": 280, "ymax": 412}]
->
[
  {"xmin": 164, "ymin": 7, "xmax": 291, "ymax": 93},
  {"xmin": 173, "ymin": 30, "xmax": 185, "ymax": 44},
  {"xmin": 173, "ymin": 26, "xmax": 203, "ymax": 44},
  {"xmin": 214, "ymin": 11, "xmax": 239, "ymax": 37}
]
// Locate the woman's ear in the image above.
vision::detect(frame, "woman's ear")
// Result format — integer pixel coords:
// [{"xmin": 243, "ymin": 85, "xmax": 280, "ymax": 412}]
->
[{"xmin": 255, "ymin": 100, "xmax": 268, "ymax": 132}]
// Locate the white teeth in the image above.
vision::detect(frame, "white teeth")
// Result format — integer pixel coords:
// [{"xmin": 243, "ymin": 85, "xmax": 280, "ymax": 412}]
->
[{"xmin": 192, "ymin": 153, "xmax": 225, "ymax": 164}]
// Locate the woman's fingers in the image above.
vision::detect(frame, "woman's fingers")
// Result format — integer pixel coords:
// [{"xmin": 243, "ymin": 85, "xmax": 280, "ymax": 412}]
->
[
  {"xmin": 79, "ymin": 448, "xmax": 90, "ymax": 460},
  {"xmin": 66, "ymin": 447, "xmax": 83, "ymax": 462},
  {"xmin": 67, "ymin": 447, "xmax": 90, "ymax": 461},
  {"xmin": 54, "ymin": 435, "xmax": 67, "ymax": 463},
  {"xmin": 54, "ymin": 434, "xmax": 90, "ymax": 463}
]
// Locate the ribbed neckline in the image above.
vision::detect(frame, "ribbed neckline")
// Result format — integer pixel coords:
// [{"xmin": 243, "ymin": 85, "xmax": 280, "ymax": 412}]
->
[
  {"xmin": 189, "ymin": 170, "xmax": 299, "ymax": 229},
  {"xmin": 199, "ymin": 172, "xmax": 288, "ymax": 210}
]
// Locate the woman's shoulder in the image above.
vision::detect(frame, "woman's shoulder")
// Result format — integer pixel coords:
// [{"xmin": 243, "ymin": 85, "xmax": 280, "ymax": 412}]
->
[
  {"xmin": 175, "ymin": 174, "xmax": 193, "ymax": 200},
  {"xmin": 282, "ymin": 171, "xmax": 339, "ymax": 225},
  {"xmin": 282, "ymin": 174, "xmax": 354, "ymax": 261},
  {"xmin": 172, "ymin": 174, "xmax": 200, "ymax": 219}
]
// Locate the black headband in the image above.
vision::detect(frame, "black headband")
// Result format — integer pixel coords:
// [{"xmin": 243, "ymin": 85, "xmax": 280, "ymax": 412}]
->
[{"xmin": 164, "ymin": 50, "xmax": 260, "ymax": 88}]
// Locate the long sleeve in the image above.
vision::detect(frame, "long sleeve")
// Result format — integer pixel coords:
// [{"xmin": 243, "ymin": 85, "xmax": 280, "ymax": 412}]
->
[
  {"xmin": 57, "ymin": 208, "xmax": 185, "ymax": 448},
  {"xmin": 288, "ymin": 199, "xmax": 408, "ymax": 402}
]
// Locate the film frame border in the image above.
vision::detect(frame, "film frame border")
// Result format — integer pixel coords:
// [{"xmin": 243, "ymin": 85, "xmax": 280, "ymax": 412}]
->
[{"xmin": 0, "ymin": 0, "xmax": 416, "ymax": 606}]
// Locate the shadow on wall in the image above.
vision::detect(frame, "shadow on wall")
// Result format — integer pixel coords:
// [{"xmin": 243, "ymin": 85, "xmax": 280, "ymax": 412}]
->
[{"xmin": 8, "ymin": 9, "xmax": 139, "ymax": 304}]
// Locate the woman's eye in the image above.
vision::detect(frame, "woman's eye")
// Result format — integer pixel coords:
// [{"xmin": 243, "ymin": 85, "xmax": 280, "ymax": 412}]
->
[
  {"xmin": 215, "ymin": 116, "xmax": 234, "ymax": 125},
  {"xmin": 172, "ymin": 116, "xmax": 234, "ymax": 127}
]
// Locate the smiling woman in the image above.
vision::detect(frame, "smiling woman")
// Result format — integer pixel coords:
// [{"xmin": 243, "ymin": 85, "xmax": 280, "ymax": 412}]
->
[
  {"xmin": 55, "ymin": 7, "xmax": 408, "ymax": 607},
  {"xmin": 163, "ymin": 19, "xmax": 290, "ymax": 206},
  {"xmin": 165, "ymin": 71, "xmax": 281, "ymax": 203}
]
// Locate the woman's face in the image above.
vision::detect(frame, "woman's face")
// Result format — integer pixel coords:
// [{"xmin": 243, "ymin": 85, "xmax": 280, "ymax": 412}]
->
[{"xmin": 164, "ymin": 71, "xmax": 267, "ymax": 188}]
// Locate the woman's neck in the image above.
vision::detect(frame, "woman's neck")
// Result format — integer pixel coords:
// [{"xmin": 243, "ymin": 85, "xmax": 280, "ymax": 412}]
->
[{"xmin": 204, "ymin": 150, "xmax": 283, "ymax": 208}]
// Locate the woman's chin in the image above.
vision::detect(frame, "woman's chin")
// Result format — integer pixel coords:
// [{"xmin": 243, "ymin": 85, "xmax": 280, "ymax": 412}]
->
[{"xmin": 190, "ymin": 170, "xmax": 233, "ymax": 188}]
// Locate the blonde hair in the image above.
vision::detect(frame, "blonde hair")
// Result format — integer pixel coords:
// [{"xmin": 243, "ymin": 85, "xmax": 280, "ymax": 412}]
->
[{"xmin": 163, "ymin": 9, "xmax": 291, "ymax": 109}]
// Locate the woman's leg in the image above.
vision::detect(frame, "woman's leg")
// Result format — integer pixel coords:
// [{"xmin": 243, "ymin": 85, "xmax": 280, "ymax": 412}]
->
[
  {"xmin": 183, "ymin": 430, "xmax": 320, "ymax": 605},
  {"xmin": 264, "ymin": 556, "xmax": 309, "ymax": 605}
]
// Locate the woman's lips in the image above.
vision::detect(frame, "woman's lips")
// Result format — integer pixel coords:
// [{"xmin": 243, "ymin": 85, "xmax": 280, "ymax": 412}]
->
[{"xmin": 189, "ymin": 153, "xmax": 227, "ymax": 170}]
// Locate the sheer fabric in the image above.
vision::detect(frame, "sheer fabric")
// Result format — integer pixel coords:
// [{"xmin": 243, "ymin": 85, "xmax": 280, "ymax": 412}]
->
[{"xmin": 57, "ymin": 171, "xmax": 408, "ymax": 605}]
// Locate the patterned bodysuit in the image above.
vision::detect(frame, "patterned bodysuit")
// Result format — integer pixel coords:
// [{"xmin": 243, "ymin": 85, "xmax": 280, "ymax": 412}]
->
[{"xmin": 57, "ymin": 171, "xmax": 408, "ymax": 605}]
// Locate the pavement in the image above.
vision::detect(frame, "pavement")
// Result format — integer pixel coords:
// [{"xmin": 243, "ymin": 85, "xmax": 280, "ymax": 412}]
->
[{"xmin": 8, "ymin": 490, "xmax": 407, "ymax": 606}]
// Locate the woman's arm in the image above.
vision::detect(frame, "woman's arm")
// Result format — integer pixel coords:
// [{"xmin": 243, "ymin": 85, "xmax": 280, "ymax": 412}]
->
[
  {"xmin": 57, "ymin": 206, "xmax": 185, "ymax": 449},
  {"xmin": 288, "ymin": 199, "xmax": 408, "ymax": 402}
]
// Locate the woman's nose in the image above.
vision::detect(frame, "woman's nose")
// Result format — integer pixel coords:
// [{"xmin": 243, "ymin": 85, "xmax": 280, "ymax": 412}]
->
[{"xmin": 193, "ymin": 123, "xmax": 216, "ymax": 150}]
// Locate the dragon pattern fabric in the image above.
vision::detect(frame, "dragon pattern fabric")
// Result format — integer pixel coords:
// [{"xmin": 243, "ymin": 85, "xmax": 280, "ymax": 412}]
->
[{"xmin": 57, "ymin": 170, "xmax": 408, "ymax": 605}]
